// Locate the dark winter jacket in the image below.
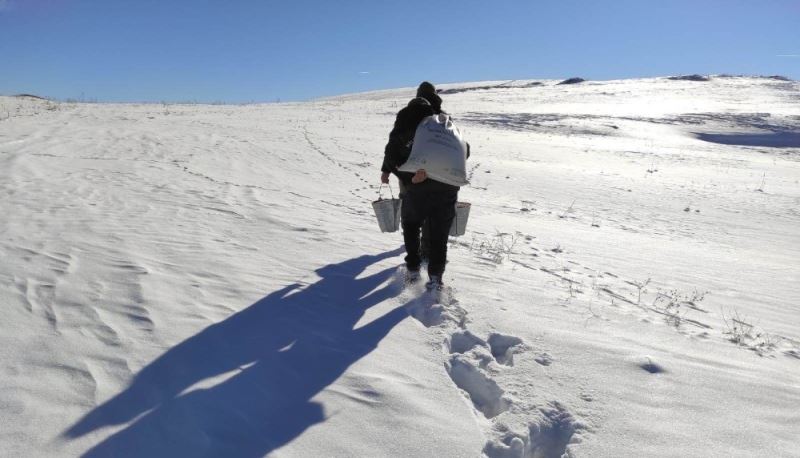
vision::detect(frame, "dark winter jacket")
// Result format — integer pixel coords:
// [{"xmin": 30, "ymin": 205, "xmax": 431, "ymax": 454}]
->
[{"xmin": 381, "ymin": 98, "xmax": 435, "ymax": 186}]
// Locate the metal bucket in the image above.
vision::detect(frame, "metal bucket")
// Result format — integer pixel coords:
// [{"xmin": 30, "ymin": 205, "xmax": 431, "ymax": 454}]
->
[
  {"xmin": 449, "ymin": 201, "xmax": 471, "ymax": 236},
  {"xmin": 372, "ymin": 184, "xmax": 402, "ymax": 232}
]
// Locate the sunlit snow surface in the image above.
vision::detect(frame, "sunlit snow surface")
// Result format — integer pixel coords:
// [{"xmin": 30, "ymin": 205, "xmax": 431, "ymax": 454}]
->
[{"xmin": 1, "ymin": 76, "xmax": 799, "ymax": 457}]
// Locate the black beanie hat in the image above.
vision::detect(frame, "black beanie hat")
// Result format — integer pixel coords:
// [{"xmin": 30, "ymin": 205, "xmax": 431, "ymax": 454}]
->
[
  {"xmin": 416, "ymin": 81, "xmax": 437, "ymax": 97},
  {"xmin": 416, "ymin": 81, "xmax": 442, "ymax": 112}
]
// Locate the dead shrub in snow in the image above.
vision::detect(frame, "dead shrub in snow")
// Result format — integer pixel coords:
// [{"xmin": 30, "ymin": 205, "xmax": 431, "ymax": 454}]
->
[
  {"xmin": 651, "ymin": 288, "xmax": 708, "ymax": 328},
  {"xmin": 755, "ymin": 173, "xmax": 766, "ymax": 192},
  {"xmin": 629, "ymin": 278, "xmax": 651, "ymax": 306},
  {"xmin": 558, "ymin": 200, "xmax": 576, "ymax": 220},
  {"xmin": 722, "ymin": 309, "xmax": 779, "ymax": 356},
  {"xmin": 455, "ymin": 231, "xmax": 520, "ymax": 264}
]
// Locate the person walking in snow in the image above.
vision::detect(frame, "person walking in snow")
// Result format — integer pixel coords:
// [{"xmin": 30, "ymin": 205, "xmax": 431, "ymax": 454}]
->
[
  {"xmin": 380, "ymin": 82, "xmax": 466, "ymax": 289},
  {"xmin": 381, "ymin": 82, "xmax": 446, "ymax": 262}
]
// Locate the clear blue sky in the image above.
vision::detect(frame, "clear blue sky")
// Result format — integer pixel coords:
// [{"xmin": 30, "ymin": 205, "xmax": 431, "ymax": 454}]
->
[{"xmin": 1, "ymin": 0, "xmax": 798, "ymax": 102}]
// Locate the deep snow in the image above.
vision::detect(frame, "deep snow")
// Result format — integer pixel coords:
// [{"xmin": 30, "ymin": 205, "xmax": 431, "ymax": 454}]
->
[{"xmin": 1, "ymin": 76, "xmax": 799, "ymax": 457}]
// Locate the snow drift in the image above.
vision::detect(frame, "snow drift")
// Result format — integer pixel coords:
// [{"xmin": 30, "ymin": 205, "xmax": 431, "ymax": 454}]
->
[{"xmin": 1, "ymin": 75, "xmax": 799, "ymax": 457}]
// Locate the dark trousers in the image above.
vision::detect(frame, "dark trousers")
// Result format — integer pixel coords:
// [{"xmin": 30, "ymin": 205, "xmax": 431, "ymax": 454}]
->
[
  {"xmin": 401, "ymin": 188, "xmax": 457, "ymax": 277},
  {"xmin": 399, "ymin": 181, "xmax": 430, "ymax": 259}
]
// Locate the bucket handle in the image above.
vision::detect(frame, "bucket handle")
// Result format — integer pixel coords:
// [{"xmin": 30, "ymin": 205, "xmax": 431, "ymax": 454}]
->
[{"xmin": 377, "ymin": 182, "xmax": 395, "ymax": 201}]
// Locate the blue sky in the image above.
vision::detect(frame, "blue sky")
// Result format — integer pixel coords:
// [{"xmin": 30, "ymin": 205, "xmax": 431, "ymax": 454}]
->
[{"xmin": 1, "ymin": 0, "xmax": 798, "ymax": 102}]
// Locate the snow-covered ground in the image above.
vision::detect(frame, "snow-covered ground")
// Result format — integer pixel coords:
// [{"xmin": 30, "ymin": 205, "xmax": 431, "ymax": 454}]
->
[{"xmin": 1, "ymin": 76, "xmax": 799, "ymax": 457}]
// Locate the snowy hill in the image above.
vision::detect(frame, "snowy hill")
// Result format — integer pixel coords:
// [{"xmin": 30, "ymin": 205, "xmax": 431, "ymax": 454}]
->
[{"xmin": 1, "ymin": 76, "xmax": 799, "ymax": 457}]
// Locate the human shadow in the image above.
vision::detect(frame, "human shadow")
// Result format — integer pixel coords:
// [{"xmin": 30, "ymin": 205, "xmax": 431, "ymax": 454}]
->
[{"xmin": 64, "ymin": 248, "xmax": 407, "ymax": 457}]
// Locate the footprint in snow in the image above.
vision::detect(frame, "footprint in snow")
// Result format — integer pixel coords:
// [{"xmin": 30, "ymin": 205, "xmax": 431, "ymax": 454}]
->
[
  {"xmin": 487, "ymin": 333, "xmax": 527, "ymax": 367},
  {"xmin": 483, "ymin": 401, "xmax": 584, "ymax": 458},
  {"xmin": 446, "ymin": 354, "xmax": 511, "ymax": 419},
  {"xmin": 534, "ymin": 353, "xmax": 554, "ymax": 367},
  {"xmin": 448, "ymin": 330, "xmax": 489, "ymax": 354},
  {"xmin": 403, "ymin": 282, "xmax": 466, "ymax": 329}
]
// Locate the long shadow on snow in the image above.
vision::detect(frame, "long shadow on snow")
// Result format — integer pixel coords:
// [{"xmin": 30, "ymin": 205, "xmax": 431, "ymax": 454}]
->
[{"xmin": 64, "ymin": 248, "xmax": 407, "ymax": 457}]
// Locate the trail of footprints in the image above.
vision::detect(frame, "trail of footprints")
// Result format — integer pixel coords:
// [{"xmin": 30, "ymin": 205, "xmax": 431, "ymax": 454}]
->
[
  {"xmin": 302, "ymin": 125, "xmax": 376, "ymax": 203},
  {"xmin": 403, "ymin": 282, "xmax": 584, "ymax": 458}
]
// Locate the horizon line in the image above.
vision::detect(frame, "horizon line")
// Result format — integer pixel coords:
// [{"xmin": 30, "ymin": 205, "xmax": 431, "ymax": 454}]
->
[{"xmin": 2, "ymin": 73, "xmax": 794, "ymax": 105}]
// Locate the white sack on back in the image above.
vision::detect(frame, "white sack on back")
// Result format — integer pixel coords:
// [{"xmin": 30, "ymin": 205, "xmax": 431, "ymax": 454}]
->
[{"xmin": 398, "ymin": 114, "xmax": 469, "ymax": 187}]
